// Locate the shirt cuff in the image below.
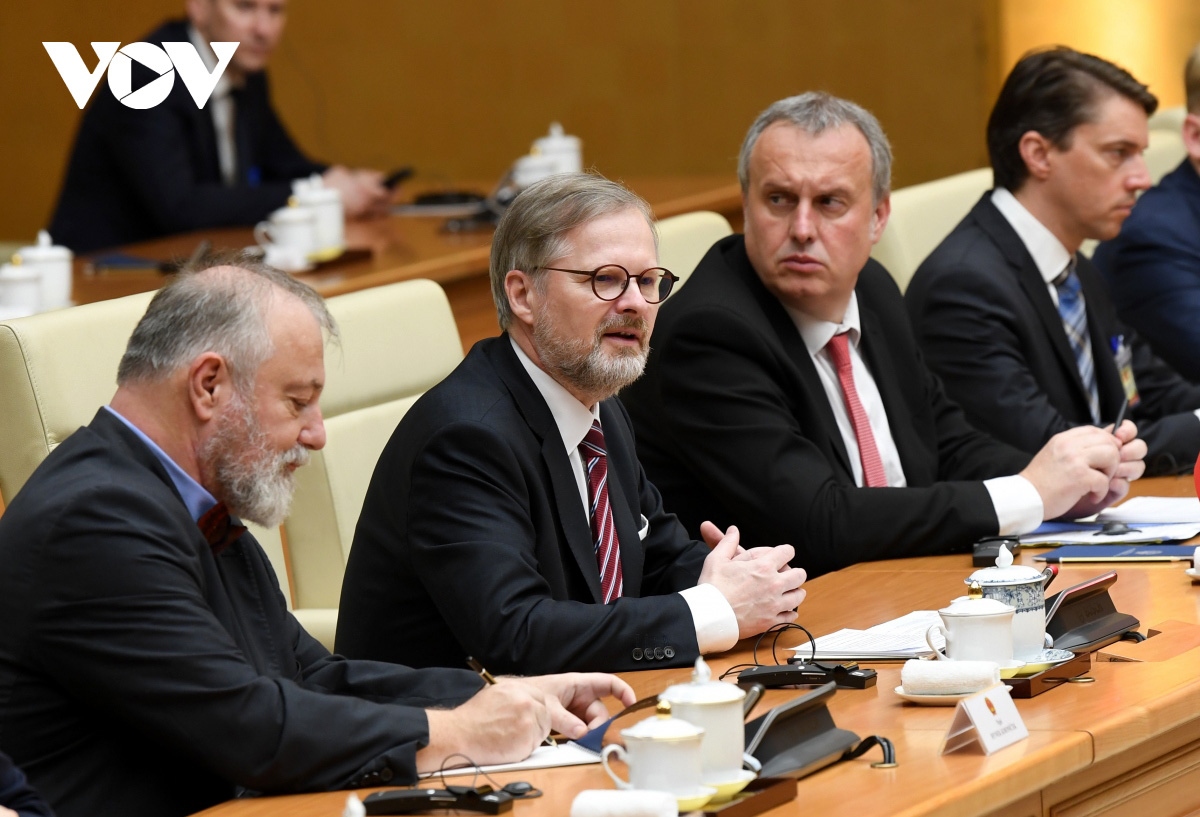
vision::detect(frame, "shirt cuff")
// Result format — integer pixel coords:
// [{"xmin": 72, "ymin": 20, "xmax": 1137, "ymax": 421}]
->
[
  {"xmin": 1192, "ymin": 409, "xmax": 1200, "ymax": 423},
  {"xmin": 984, "ymin": 475, "xmax": 1044, "ymax": 536},
  {"xmin": 680, "ymin": 583, "xmax": 739, "ymax": 654}
]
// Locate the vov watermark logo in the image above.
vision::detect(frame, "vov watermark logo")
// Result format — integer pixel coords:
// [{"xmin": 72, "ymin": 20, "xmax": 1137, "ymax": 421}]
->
[{"xmin": 43, "ymin": 41, "xmax": 239, "ymax": 110}]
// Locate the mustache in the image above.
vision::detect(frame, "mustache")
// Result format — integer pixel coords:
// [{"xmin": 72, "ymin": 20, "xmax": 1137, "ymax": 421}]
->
[
  {"xmin": 596, "ymin": 315, "xmax": 650, "ymax": 337},
  {"xmin": 281, "ymin": 445, "xmax": 310, "ymax": 469}
]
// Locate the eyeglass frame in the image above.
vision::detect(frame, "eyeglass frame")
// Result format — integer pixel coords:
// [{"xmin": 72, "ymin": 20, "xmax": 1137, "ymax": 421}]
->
[{"xmin": 541, "ymin": 264, "xmax": 680, "ymax": 304}]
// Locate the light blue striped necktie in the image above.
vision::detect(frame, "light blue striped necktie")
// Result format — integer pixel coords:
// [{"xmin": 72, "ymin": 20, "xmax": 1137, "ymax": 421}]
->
[{"xmin": 1054, "ymin": 260, "xmax": 1101, "ymax": 423}]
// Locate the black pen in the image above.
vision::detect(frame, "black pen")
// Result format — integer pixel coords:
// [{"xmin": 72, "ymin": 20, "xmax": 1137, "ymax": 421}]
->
[
  {"xmin": 1111, "ymin": 396, "xmax": 1129, "ymax": 435},
  {"xmin": 466, "ymin": 656, "xmax": 496, "ymax": 685}
]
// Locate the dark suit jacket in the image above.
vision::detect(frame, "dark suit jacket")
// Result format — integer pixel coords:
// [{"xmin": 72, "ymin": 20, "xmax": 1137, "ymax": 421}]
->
[
  {"xmin": 0, "ymin": 753, "xmax": 53, "ymax": 817},
  {"xmin": 1093, "ymin": 160, "xmax": 1200, "ymax": 382},
  {"xmin": 620, "ymin": 235, "xmax": 1030, "ymax": 578},
  {"xmin": 48, "ymin": 19, "xmax": 325, "ymax": 253},
  {"xmin": 907, "ymin": 194, "xmax": 1200, "ymax": 476},
  {"xmin": 0, "ymin": 410, "xmax": 482, "ymax": 817},
  {"xmin": 336, "ymin": 337, "xmax": 710, "ymax": 675}
]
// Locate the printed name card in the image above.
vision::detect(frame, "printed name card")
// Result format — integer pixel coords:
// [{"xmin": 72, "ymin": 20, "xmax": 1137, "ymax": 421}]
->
[{"xmin": 941, "ymin": 684, "xmax": 1028, "ymax": 755}]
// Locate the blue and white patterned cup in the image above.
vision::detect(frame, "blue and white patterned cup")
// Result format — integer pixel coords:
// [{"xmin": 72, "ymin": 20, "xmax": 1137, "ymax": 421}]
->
[{"xmin": 966, "ymin": 564, "xmax": 1055, "ymax": 660}]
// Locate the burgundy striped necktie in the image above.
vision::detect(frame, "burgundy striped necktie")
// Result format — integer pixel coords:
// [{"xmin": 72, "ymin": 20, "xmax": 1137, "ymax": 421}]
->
[
  {"xmin": 578, "ymin": 420, "xmax": 623, "ymax": 602},
  {"xmin": 826, "ymin": 332, "xmax": 889, "ymax": 487}
]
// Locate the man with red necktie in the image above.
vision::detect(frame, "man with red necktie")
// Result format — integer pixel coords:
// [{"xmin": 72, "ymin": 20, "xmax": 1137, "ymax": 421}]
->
[
  {"xmin": 337, "ymin": 173, "xmax": 807, "ymax": 676},
  {"xmin": 621, "ymin": 92, "xmax": 1147, "ymax": 578}
]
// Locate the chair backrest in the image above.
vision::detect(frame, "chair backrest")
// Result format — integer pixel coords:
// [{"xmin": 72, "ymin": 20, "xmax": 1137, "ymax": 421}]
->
[
  {"xmin": 1149, "ymin": 105, "xmax": 1186, "ymax": 132},
  {"xmin": 284, "ymin": 279, "xmax": 463, "ymax": 612},
  {"xmin": 0, "ymin": 290, "xmax": 293, "ymax": 610},
  {"xmin": 1145, "ymin": 127, "xmax": 1186, "ymax": 184},
  {"xmin": 870, "ymin": 168, "xmax": 994, "ymax": 292},
  {"xmin": 656, "ymin": 211, "xmax": 733, "ymax": 289}
]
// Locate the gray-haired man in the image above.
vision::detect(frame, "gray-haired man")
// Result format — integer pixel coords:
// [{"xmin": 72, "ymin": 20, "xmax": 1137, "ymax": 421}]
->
[
  {"xmin": 621, "ymin": 92, "xmax": 1146, "ymax": 578},
  {"xmin": 0, "ymin": 254, "xmax": 635, "ymax": 817},
  {"xmin": 337, "ymin": 173, "xmax": 807, "ymax": 675}
]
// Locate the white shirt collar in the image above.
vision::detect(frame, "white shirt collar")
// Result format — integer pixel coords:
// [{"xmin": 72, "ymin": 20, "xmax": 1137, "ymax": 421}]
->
[
  {"xmin": 187, "ymin": 23, "xmax": 233, "ymax": 101},
  {"xmin": 510, "ymin": 335, "xmax": 600, "ymax": 454},
  {"xmin": 783, "ymin": 291, "xmax": 863, "ymax": 357},
  {"xmin": 991, "ymin": 187, "xmax": 1073, "ymax": 284}
]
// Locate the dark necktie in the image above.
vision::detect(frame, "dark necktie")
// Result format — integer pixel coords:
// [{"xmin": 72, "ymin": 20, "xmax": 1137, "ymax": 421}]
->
[
  {"xmin": 1054, "ymin": 260, "xmax": 1101, "ymax": 423},
  {"xmin": 826, "ymin": 332, "xmax": 888, "ymax": 487},
  {"xmin": 197, "ymin": 502, "xmax": 247, "ymax": 556},
  {"xmin": 578, "ymin": 420, "xmax": 623, "ymax": 603}
]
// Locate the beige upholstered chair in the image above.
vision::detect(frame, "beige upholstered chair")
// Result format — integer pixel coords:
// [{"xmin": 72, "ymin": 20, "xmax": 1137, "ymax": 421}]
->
[
  {"xmin": 0, "ymin": 292, "xmax": 293, "ymax": 613},
  {"xmin": 1149, "ymin": 105, "xmax": 1187, "ymax": 133},
  {"xmin": 1145, "ymin": 126, "xmax": 1186, "ymax": 184},
  {"xmin": 284, "ymin": 279, "xmax": 463, "ymax": 650},
  {"xmin": 656, "ymin": 211, "xmax": 733, "ymax": 289},
  {"xmin": 870, "ymin": 167, "xmax": 994, "ymax": 293}
]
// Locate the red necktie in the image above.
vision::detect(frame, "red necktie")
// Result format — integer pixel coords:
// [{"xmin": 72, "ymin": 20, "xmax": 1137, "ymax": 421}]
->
[
  {"xmin": 197, "ymin": 502, "xmax": 247, "ymax": 556},
  {"xmin": 826, "ymin": 333, "xmax": 888, "ymax": 488},
  {"xmin": 579, "ymin": 420, "xmax": 623, "ymax": 603}
]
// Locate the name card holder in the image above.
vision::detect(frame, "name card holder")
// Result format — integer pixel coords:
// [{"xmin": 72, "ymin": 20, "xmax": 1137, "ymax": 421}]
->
[{"xmin": 940, "ymin": 684, "xmax": 1028, "ymax": 755}]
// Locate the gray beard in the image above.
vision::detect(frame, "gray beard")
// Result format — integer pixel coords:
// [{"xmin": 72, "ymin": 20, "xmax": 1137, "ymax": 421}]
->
[
  {"xmin": 200, "ymin": 392, "xmax": 309, "ymax": 528},
  {"xmin": 533, "ymin": 313, "xmax": 649, "ymax": 402}
]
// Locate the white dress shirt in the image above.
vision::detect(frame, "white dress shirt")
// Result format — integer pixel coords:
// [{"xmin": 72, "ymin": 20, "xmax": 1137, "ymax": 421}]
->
[
  {"xmin": 992, "ymin": 188, "xmax": 1200, "ymax": 425},
  {"xmin": 782, "ymin": 295, "xmax": 1043, "ymax": 535},
  {"xmin": 188, "ymin": 25, "xmax": 237, "ymax": 186},
  {"xmin": 511, "ymin": 337, "xmax": 739, "ymax": 653}
]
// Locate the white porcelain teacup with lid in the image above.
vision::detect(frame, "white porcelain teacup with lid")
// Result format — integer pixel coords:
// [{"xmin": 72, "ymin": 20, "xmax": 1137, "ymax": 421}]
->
[
  {"xmin": 659, "ymin": 657, "xmax": 758, "ymax": 788},
  {"xmin": 926, "ymin": 583, "xmax": 1016, "ymax": 664},
  {"xmin": 601, "ymin": 700, "xmax": 709, "ymax": 801},
  {"xmin": 967, "ymin": 543, "xmax": 1055, "ymax": 660}
]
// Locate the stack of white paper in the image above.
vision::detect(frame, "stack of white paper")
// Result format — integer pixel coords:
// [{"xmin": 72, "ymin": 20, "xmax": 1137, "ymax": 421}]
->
[
  {"xmin": 799, "ymin": 611, "xmax": 941, "ymax": 661},
  {"xmin": 1095, "ymin": 497, "xmax": 1200, "ymax": 525}
]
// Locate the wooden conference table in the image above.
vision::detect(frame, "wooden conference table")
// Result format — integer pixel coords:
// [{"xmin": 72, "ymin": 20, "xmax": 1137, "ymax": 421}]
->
[
  {"xmin": 193, "ymin": 476, "xmax": 1200, "ymax": 817},
  {"xmin": 69, "ymin": 175, "xmax": 743, "ymax": 351}
]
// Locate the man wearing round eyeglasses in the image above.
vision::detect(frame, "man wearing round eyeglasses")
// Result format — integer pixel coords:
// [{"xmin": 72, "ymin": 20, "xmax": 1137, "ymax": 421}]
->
[{"xmin": 337, "ymin": 172, "xmax": 807, "ymax": 675}]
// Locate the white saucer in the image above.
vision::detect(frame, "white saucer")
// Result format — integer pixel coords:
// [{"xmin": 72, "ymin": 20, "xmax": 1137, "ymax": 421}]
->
[
  {"xmin": 997, "ymin": 661, "xmax": 1027, "ymax": 679},
  {"xmin": 1012, "ymin": 648, "xmax": 1075, "ymax": 676},
  {"xmin": 707, "ymin": 770, "xmax": 757, "ymax": 802},
  {"xmin": 1185, "ymin": 567, "xmax": 1200, "ymax": 581},
  {"xmin": 895, "ymin": 684, "xmax": 1009, "ymax": 706},
  {"xmin": 675, "ymin": 785, "xmax": 718, "ymax": 811}
]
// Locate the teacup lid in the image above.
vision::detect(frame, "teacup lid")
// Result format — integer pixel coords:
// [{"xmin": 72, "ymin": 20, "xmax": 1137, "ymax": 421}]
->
[
  {"xmin": 272, "ymin": 205, "xmax": 315, "ymax": 223},
  {"xmin": 659, "ymin": 657, "xmax": 745, "ymax": 705},
  {"xmin": 939, "ymin": 594, "xmax": 1014, "ymax": 617},
  {"xmin": 620, "ymin": 700, "xmax": 704, "ymax": 742},
  {"xmin": 0, "ymin": 262, "xmax": 40, "ymax": 280},
  {"xmin": 967, "ymin": 542, "xmax": 1044, "ymax": 585},
  {"xmin": 15, "ymin": 231, "xmax": 71, "ymax": 263}
]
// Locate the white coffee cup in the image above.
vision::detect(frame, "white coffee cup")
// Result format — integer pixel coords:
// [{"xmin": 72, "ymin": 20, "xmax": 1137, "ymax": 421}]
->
[
  {"xmin": 254, "ymin": 206, "xmax": 316, "ymax": 263},
  {"xmin": 291, "ymin": 175, "xmax": 344, "ymax": 261},
  {"xmin": 601, "ymin": 701, "xmax": 705, "ymax": 798},
  {"xmin": 0, "ymin": 262, "xmax": 43, "ymax": 317},
  {"xmin": 15, "ymin": 230, "xmax": 72, "ymax": 310},
  {"xmin": 659, "ymin": 657, "xmax": 756, "ymax": 786},
  {"xmin": 926, "ymin": 593, "xmax": 1015, "ymax": 664}
]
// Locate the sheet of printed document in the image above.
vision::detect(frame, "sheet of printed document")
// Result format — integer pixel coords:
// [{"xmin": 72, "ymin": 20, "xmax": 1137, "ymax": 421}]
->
[
  {"xmin": 1020, "ymin": 522, "xmax": 1200, "ymax": 545},
  {"xmin": 799, "ymin": 610, "xmax": 942, "ymax": 661},
  {"xmin": 1095, "ymin": 496, "xmax": 1200, "ymax": 524},
  {"xmin": 419, "ymin": 742, "xmax": 600, "ymax": 778}
]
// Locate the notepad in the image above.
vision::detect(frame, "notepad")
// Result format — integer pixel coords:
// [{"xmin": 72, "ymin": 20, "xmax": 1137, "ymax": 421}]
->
[
  {"xmin": 418, "ymin": 742, "xmax": 600, "ymax": 779},
  {"xmin": 1033, "ymin": 544, "xmax": 1196, "ymax": 563}
]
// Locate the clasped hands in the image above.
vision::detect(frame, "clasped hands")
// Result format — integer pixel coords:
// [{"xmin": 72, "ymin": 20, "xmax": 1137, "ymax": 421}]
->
[{"xmin": 697, "ymin": 521, "xmax": 808, "ymax": 640}]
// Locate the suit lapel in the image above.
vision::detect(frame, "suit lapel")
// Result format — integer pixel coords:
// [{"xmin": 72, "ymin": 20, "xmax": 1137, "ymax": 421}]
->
[
  {"xmin": 731, "ymin": 248, "xmax": 856, "ymax": 479},
  {"xmin": 974, "ymin": 199, "xmax": 1094, "ymax": 406},
  {"xmin": 857, "ymin": 303, "xmax": 920, "ymax": 473},
  {"xmin": 488, "ymin": 339, "xmax": 605, "ymax": 603}
]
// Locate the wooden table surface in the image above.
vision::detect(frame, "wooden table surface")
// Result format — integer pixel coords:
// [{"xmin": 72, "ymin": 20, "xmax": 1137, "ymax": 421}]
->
[
  {"xmin": 191, "ymin": 475, "xmax": 1200, "ymax": 817},
  {"xmin": 69, "ymin": 175, "xmax": 743, "ymax": 352}
]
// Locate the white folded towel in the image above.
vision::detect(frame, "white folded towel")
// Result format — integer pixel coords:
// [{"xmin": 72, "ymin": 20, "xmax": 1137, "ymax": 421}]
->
[
  {"xmin": 901, "ymin": 659, "xmax": 1000, "ymax": 695},
  {"xmin": 570, "ymin": 789, "xmax": 678, "ymax": 817}
]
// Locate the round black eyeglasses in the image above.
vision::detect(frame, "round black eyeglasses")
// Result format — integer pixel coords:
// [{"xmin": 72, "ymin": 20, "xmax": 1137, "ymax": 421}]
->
[{"xmin": 543, "ymin": 265, "xmax": 679, "ymax": 303}]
